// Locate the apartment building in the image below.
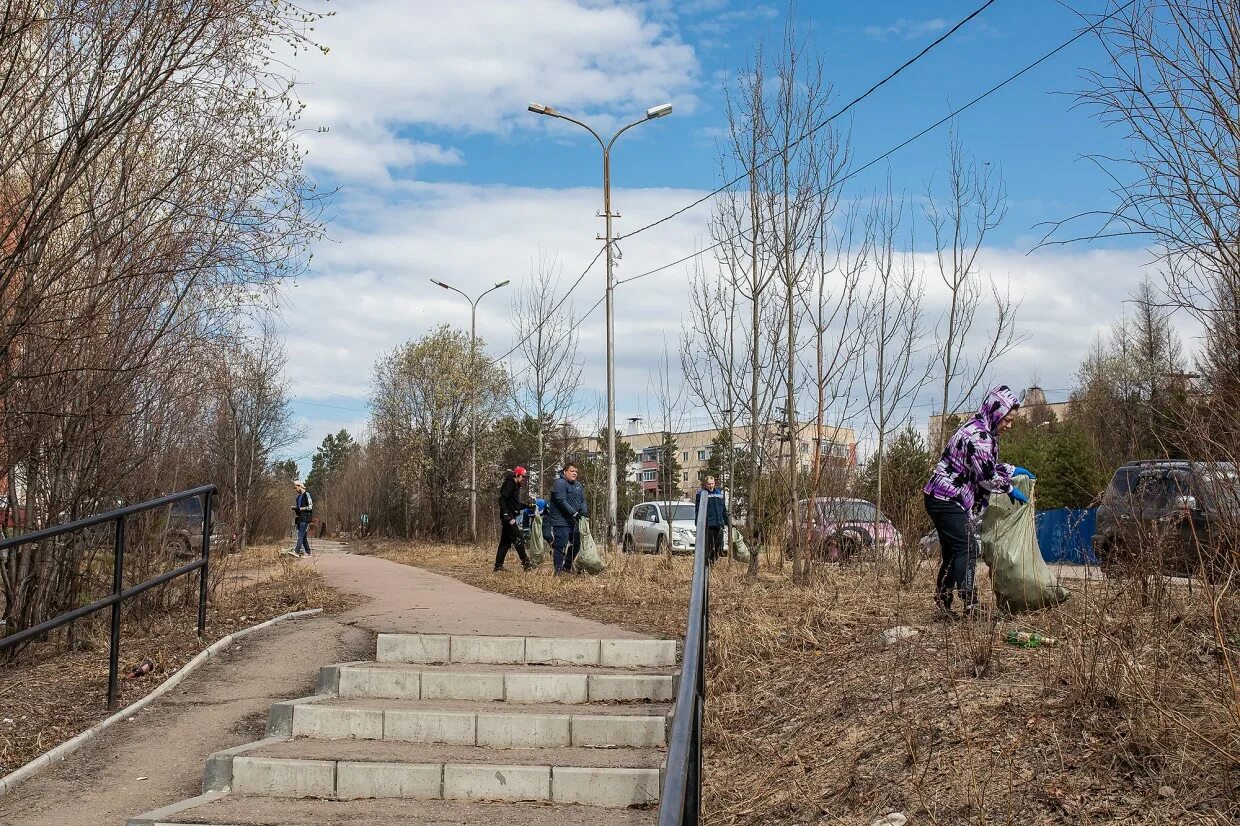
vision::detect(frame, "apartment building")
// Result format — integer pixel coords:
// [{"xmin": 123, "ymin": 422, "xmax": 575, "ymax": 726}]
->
[
  {"xmin": 621, "ymin": 422, "xmax": 857, "ymax": 499},
  {"xmin": 927, "ymin": 386, "xmax": 1072, "ymax": 445}
]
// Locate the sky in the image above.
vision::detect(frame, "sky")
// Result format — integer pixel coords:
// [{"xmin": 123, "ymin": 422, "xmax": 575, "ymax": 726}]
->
[{"xmin": 272, "ymin": 0, "xmax": 1181, "ymax": 471}]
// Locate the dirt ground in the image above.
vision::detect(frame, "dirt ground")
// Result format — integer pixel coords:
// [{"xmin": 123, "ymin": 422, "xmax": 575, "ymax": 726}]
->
[
  {"xmin": 366, "ymin": 539, "xmax": 1240, "ymax": 826},
  {"xmin": 0, "ymin": 544, "xmax": 353, "ymax": 777}
]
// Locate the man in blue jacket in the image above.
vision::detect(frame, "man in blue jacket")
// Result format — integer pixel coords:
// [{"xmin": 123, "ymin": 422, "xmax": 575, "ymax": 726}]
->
[
  {"xmin": 549, "ymin": 462, "xmax": 588, "ymax": 574},
  {"xmin": 695, "ymin": 475, "xmax": 729, "ymax": 563}
]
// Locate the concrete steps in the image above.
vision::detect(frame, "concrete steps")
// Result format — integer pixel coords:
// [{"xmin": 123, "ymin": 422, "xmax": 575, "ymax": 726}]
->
[
  {"xmin": 316, "ymin": 662, "xmax": 676, "ymax": 704},
  {"xmin": 283, "ymin": 697, "xmax": 672, "ymax": 748},
  {"xmin": 376, "ymin": 634, "xmax": 676, "ymax": 668},
  {"xmin": 129, "ymin": 634, "xmax": 675, "ymax": 825},
  {"xmin": 130, "ymin": 792, "xmax": 657, "ymax": 825},
  {"xmin": 207, "ymin": 738, "xmax": 662, "ymax": 806}
]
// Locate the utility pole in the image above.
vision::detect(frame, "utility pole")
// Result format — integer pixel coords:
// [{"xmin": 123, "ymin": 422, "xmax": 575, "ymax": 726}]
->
[
  {"xmin": 527, "ymin": 101, "xmax": 672, "ymax": 552},
  {"xmin": 430, "ymin": 278, "xmax": 510, "ymax": 544}
]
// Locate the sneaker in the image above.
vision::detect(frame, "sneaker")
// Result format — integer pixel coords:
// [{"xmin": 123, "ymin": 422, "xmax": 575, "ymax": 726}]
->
[
  {"xmin": 296, "ymin": 552, "xmax": 307, "ymax": 558},
  {"xmin": 493, "ymin": 565, "xmax": 503, "ymax": 573},
  {"xmin": 279, "ymin": 548, "xmax": 297, "ymax": 557},
  {"xmin": 522, "ymin": 563, "xmax": 535, "ymax": 572}
]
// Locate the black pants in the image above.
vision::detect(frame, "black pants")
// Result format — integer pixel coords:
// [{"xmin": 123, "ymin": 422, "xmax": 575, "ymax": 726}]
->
[
  {"xmin": 705, "ymin": 526, "xmax": 725, "ymax": 562},
  {"xmin": 494, "ymin": 519, "xmax": 530, "ymax": 569},
  {"xmin": 924, "ymin": 494, "xmax": 978, "ymax": 609}
]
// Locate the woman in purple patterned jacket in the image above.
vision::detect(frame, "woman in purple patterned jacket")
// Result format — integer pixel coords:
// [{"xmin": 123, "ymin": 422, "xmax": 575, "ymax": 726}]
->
[{"xmin": 924, "ymin": 385, "xmax": 1035, "ymax": 618}]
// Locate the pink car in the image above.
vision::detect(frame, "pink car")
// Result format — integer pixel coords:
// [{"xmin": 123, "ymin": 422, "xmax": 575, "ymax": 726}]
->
[{"xmin": 791, "ymin": 497, "xmax": 902, "ymax": 561}]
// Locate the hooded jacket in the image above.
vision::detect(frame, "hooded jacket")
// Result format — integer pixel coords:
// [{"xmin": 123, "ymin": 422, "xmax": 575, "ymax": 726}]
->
[
  {"xmin": 923, "ymin": 385, "xmax": 1019, "ymax": 515},
  {"xmin": 548, "ymin": 471, "xmax": 588, "ymax": 529},
  {"xmin": 497, "ymin": 470, "xmax": 531, "ymax": 522}
]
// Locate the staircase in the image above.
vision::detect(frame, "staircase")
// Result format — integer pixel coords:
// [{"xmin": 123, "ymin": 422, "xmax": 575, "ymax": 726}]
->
[{"xmin": 129, "ymin": 633, "xmax": 677, "ymax": 826}]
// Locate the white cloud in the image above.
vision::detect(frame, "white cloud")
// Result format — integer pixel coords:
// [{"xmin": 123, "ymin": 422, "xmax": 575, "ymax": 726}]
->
[
  {"xmin": 294, "ymin": 0, "xmax": 700, "ymax": 182},
  {"xmin": 864, "ymin": 17, "xmax": 951, "ymax": 41},
  {"xmin": 275, "ymin": 177, "xmax": 1173, "ymax": 460}
]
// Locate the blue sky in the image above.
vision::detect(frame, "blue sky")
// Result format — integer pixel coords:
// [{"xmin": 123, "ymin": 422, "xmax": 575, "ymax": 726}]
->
[{"xmin": 275, "ymin": 0, "xmax": 1162, "ymax": 470}]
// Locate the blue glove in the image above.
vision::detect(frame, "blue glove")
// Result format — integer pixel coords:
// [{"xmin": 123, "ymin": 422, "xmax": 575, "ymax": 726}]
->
[
  {"xmin": 535, "ymin": 498, "xmax": 547, "ymax": 511},
  {"xmin": 1012, "ymin": 467, "xmax": 1036, "ymax": 480},
  {"xmin": 1008, "ymin": 487, "xmax": 1029, "ymax": 505}
]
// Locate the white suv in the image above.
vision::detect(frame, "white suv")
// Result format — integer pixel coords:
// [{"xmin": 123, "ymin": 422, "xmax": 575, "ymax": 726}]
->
[{"xmin": 622, "ymin": 500, "xmax": 699, "ymax": 554}]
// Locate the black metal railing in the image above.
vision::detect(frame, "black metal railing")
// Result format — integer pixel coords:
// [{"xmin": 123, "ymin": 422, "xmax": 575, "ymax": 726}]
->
[
  {"xmin": 658, "ymin": 498, "xmax": 710, "ymax": 823},
  {"xmin": 0, "ymin": 485, "xmax": 216, "ymax": 709}
]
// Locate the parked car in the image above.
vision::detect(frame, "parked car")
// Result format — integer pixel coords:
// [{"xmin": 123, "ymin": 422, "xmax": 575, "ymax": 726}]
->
[
  {"xmin": 623, "ymin": 500, "xmax": 702, "ymax": 555},
  {"xmin": 792, "ymin": 497, "xmax": 902, "ymax": 561},
  {"xmin": 163, "ymin": 497, "xmax": 236, "ymax": 558},
  {"xmin": 1093, "ymin": 460, "xmax": 1238, "ymax": 581}
]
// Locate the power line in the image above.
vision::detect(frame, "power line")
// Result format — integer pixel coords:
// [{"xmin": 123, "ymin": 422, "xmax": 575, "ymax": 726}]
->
[
  {"xmin": 503, "ymin": 1, "xmax": 1001, "ymax": 379},
  {"xmin": 614, "ymin": 1, "xmax": 1133, "ymax": 289},
  {"xmin": 496, "ymin": 243, "xmax": 607, "ymax": 372},
  {"xmin": 614, "ymin": 0, "xmax": 1002, "ymax": 243}
]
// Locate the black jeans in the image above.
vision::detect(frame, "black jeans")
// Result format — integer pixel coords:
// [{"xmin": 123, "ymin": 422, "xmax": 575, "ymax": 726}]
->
[
  {"xmin": 924, "ymin": 494, "xmax": 978, "ymax": 609},
  {"xmin": 705, "ymin": 526, "xmax": 725, "ymax": 562},
  {"xmin": 494, "ymin": 519, "xmax": 530, "ymax": 569}
]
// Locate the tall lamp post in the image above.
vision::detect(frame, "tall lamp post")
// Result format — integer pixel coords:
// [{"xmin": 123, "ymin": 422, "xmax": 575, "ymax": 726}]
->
[
  {"xmin": 527, "ymin": 101, "xmax": 672, "ymax": 551},
  {"xmin": 431, "ymin": 277, "xmax": 511, "ymax": 544}
]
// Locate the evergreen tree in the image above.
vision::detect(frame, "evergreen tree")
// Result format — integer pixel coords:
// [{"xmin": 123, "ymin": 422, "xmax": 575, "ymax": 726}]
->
[
  {"xmin": 657, "ymin": 431, "xmax": 683, "ymax": 500},
  {"xmin": 306, "ymin": 430, "xmax": 356, "ymax": 495}
]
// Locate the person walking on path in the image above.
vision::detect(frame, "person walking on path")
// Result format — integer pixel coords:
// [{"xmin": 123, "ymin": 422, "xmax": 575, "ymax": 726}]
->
[
  {"xmin": 695, "ymin": 475, "xmax": 729, "ymax": 563},
  {"xmin": 549, "ymin": 462, "xmax": 588, "ymax": 575},
  {"xmin": 924, "ymin": 385, "xmax": 1036, "ymax": 618},
  {"xmin": 285, "ymin": 480, "xmax": 315, "ymax": 558},
  {"xmin": 495, "ymin": 466, "xmax": 534, "ymax": 572}
]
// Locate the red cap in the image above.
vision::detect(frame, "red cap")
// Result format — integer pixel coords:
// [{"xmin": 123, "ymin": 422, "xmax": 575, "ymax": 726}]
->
[{"xmin": 514, "ymin": 466, "xmax": 527, "ymax": 477}]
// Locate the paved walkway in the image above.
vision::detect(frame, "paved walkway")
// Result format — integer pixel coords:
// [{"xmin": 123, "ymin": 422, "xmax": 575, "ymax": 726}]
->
[
  {"xmin": 0, "ymin": 540, "xmax": 639, "ymax": 826},
  {"xmin": 309, "ymin": 541, "xmax": 641, "ymax": 639}
]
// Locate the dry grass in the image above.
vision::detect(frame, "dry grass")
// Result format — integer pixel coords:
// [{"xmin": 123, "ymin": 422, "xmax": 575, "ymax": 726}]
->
[
  {"xmin": 363, "ymin": 539, "xmax": 1239, "ymax": 825},
  {"xmin": 0, "ymin": 543, "xmax": 355, "ymax": 776}
]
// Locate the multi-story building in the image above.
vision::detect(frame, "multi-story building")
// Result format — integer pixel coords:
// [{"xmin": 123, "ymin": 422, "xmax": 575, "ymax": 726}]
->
[
  {"xmin": 620, "ymin": 423, "xmax": 857, "ymax": 499},
  {"xmin": 927, "ymin": 386, "xmax": 1072, "ymax": 445}
]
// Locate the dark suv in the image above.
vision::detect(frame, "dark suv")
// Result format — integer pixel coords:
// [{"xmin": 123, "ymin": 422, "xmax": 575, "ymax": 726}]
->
[
  {"xmin": 1093, "ymin": 461, "xmax": 1238, "ymax": 581},
  {"xmin": 163, "ymin": 497, "xmax": 236, "ymax": 558}
]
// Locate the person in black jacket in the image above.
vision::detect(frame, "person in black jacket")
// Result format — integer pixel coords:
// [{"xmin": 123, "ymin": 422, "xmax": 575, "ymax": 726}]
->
[
  {"xmin": 694, "ymin": 475, "xmax": 729, "ymax": 563},
  {"xmin": 494, "ymin": 466, "xmax": 534, "ymax": 572}
]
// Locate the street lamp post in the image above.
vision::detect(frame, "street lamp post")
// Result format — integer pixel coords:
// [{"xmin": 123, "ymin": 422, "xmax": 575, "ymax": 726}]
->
[
  {"xmin": 430, "ymin": 277, "xmax": 511, "ymax": 544},
  {"xmin": 527, "ymin": 101, "xmax": 672, "ymax": 551}
]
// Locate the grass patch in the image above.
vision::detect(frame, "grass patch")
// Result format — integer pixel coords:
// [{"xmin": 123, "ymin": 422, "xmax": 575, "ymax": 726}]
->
[{"xmin": 364, "ymin": 539, "xmax": 1239, "ymax": 825}]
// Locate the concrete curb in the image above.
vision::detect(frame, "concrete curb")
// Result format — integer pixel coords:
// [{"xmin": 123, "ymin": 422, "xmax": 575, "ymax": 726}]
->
[
  {"xmin": 0, "ymin": 607, "xmax": 324, "ymax": 798},
  {"xmin": 125, "ymin": 789, "xmax": 230, "ymax": 826}
]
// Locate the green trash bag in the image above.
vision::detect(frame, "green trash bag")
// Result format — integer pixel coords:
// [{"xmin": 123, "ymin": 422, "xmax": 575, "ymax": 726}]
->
[
  {"xmin": 573, "ymin": 517, "xmax": 605, "ymax": 575},
  {"xmin": 979, "ymin": 477, "xmax": 1070, "ymax": 613},
  {"xmin": 528, "ymin": 512, "xmax": 549, "ymax": 567},
  {"xmin": 729, "ymin": 526, "xmax": 751, "ymax": 563}
]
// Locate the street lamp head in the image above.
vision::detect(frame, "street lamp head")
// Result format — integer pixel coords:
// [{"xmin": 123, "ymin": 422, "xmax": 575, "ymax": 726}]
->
[
  {"xmin": 528, "ymin": 102, "xmax": 555, "ymax": 116},
  {"xmin": 646, "ymin": 103, "xmax": 673, "ymax": 119},
  {"xmin": 430, "ymin": 279, "xmax": 450, "ymax": 289},
  {"xmin": 495, "ymin": 279, "xmax": 511, "ymax": 288}
]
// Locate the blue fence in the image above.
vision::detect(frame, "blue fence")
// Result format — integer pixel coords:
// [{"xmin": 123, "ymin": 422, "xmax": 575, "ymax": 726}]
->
[{"xmin": 1035, "ymin": 507, "xmax": 1097, "ymax": 564}]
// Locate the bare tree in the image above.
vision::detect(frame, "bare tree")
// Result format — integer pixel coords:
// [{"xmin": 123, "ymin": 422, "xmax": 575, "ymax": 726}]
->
[
  {"xmin": 760, "ymin": 16, "xmax": 838, "ymax": 580},
  {"xmin": 924, "ymin": 126, "xmax": 1020, "ymax": 437},
  {"xmin": 1059, "ymin": 0, "xmax": 1239, "ymax": 448},
  {"xmin": 713, "ymin": 41, "xmax": 787, "ymax": 577},
  {"xmin": 208, "ymin": 322, "xmax": 299, "ymax": 550},
  {"xmin": 646, "ymin": 337, "xmax": 688, "ymax": 559},
  {"xmin": 511, "ymin": 254, "xmax": 582, "ymax": 497},
  {"xmin": 860, "ymin": 179, "xmax": 933, "ymax": 563}
]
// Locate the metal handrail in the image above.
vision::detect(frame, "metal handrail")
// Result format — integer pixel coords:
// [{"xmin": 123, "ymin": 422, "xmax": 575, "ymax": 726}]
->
[
  {"xmin": 0, "ymin": 484, "xmax": 216, "ymax": 709},
  {"xmin": 658, "ymin": 496, "xmax": 710, "ymax": 823}
]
